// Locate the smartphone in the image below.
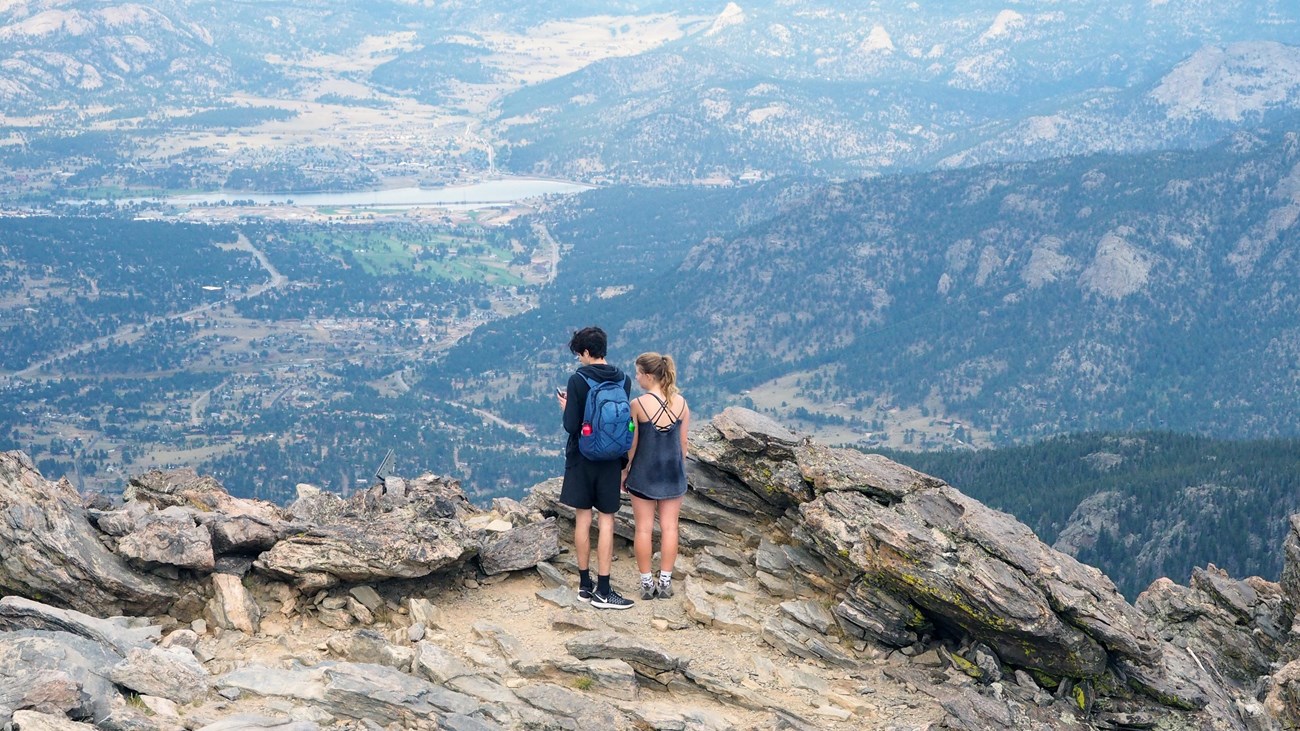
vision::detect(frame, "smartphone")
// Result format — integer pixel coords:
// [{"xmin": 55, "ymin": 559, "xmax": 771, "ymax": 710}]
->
[{"xmin": 555, "ymin": 387, "xmax": 566, "ymax": 397}]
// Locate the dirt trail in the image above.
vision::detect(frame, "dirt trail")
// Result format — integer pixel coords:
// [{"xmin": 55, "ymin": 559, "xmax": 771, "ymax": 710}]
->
[{"xmin": 218, "ymin": 541, "xmax": 945, "ymax": 730}]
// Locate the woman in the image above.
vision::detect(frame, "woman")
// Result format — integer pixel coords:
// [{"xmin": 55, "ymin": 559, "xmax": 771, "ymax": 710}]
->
[{"xmin": 622, "ymin": 352, "xmax": 690, "ymax": 600}]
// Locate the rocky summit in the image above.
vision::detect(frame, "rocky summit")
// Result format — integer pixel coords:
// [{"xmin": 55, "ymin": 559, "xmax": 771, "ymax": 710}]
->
[{"xmin": 2, "ymin": 407, "xmax": 1299, "ymax": 730}]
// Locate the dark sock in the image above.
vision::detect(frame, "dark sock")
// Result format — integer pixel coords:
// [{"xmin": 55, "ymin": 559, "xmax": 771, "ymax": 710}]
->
[
  {"xmin": 597, "ymin": 574, "xmax": 611, "ymax": 595},
  {"xmin": 579, "ymin": 569, "xmax": 592, "ymax": 589}
]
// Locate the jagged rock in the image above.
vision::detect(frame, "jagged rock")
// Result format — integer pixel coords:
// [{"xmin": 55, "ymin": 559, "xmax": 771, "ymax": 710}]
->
[
  {"xmin": 345, "ymin": 596, "xmax": 374, "ymax": 625},
  {"xmin": 0, "ymin": 630, "xmax": 123, "ymax": 724},
  {"xmin": 834, "ymin": 579, "xmax": 920, "ymax": 648},
  {"xmin": 2, "ymin": 407, "xmax": 1293, "ymax": 730},
  {"xmin": 478, "ymin": 518, "xmax": 560, "ymax": 575},
  {"xmin": 550, "ymin": 610, "xmax": 599, "ymax": 633},
  {"xmin": 0, "ymin": 597, "xmax": 159, "ymax": 654},
  {"xmin": 9, "ymin": 710, "xmax": 98, "ymax": 730},
  {"xmin": 115, "ymin": 507, "xmax": 215, "ymax": 571},
  {"xmin": 1264, "ymin": 659, "xmax": 1300, "ymax": 726},
  {"xmin": 413, "ymin": 641, "xmax": 474, "ymax": 684},
  {"xmin": 535, "ymin": 586, "xmax": 580, "ymax": 608},
  {"xmin": 440, "ymin": 715, "xmax": 504, "ymax": 731},
  {"xmin": 347, "ymin": 586, "xmax": 384, "ymax": 614},
  {"xmin": 96, "ymin": 691, "xmax": 167, "ymax": 731},
  {"xmin": 684, "ymin": 457, "xmax": 785, "ymax": 519},
  {"xmin": 682, "ymin": 580, "xmax": 753, "ymax": 633},
  {"xmin": 109, "ymin": 646, "xmax": 211, "ymax": 704},
  {"xmin": 1137, "ymin": 571, "xmax": 1286, "ymax": 686},
  {"xmin": 689, "ymin": 408, "xmax": 812, "ymax": 509},
  {"xmin": 565, "ymin": 630, "xmax": 683, "ymax": 681},
  {"xmin": 547, "ymin": 658, "xmax": 639, "ymax": 700},
  {"xmin": 314, "ymin": 606, "xmax": 353, "ymax": 630},
  {"xmin": 0, "ymin": 451, "xmax": 177, "ymax": 615},
  {"xmin": 219, "ymin": 661, "xmax": 478, "ymax": 725},
  {"xmin": 760, "ymin": 615, "xmax": 858, "ymax": 667},
  {"xmin": 755, "ymin": 537, "xmax": 834, "ymax": 594},
  {"xmin": 216, "ymin": 665, "xmax": 325, "ymax": 700},
  {"xmin": 694, "ymin": 554, "xmax": 747, "ymax": 582},
  {"xmin": 624, "ymin": 705, "xmax": 734, "ymax": 731},
  {"xmin": 137, "ymin": 694, "xmax": 179, "ymax": 719},
  {"xmin": 800, "ymin": 487, "xmax": 1113, "ymax": 676},
  {"xmin": 780, "ymin": 599, "xmax": 836, "ymax": 635},
  {"xmin": 472, "ymin": 622, "xmax": 538, "ymax": 671},
  {"xmin": 255, "ymin": 476, "xmax": 479, "ymax": 589},
  {"xmin": 0, "ymin": 669, "xmax": 79, "ymax": 721},
  {"xmin": 534, "ymin": 561, "xmax": 566, "ymax": 588},
  {"xmin": 126, "ymin": 469, "xmax": 288, "ymax": 525},
  {"xmin": 678, "ymin": 666, "xmax": 771, "ymax": 711},
  {"xmin": 678, "ymin": 490, "xmax": 756, "ymax": 538},
  {"xmin": 88, "ymin": 502, "xmax": 150, "ymax": 537},
  {"xmin": 204, "ymin": 513, "xmax": 296, "ymax": 555},
  {"xmin": 444, "ymin": 675, "xmax": 518, "ymax": 706},
  {"xmin": 321, "ymin": 662, "xmax": 479, "ymax": 723},
  {"xmin": 794, "ymin": 442, "xmax": 940, "ymax": 502},
  {"xmin": 326, "ymin": 629, "xmax": 414, "ymax": 670},
  {"xmin": 1282, "ymin": 515, "xmax": 1300, "ymax": 617},
  {"xmin": 970, "ymin": 643, "xmax": 1004, "ymax": 683},
  {"xmin": 754, "ymin": 538, "xmax": 791, "ymax": 574},
  {"xmin": 755, "ymin": 570, "xmax": 798, "ymax": 599},
  {"xmin": 513, "ymin": 683, "xmax": 627, "ymax": 729},
  {"xmin": 405, "ymin": 597, "xmax": 445, "ymax": 630},
  {"xmin": 205, "ymin": 573, "xmax": 260, "ymax": 634},
  {"xmin": 193, "ymin": 715, "xmax": 319, "ymax": 731},
  {"xmin": 686, "ymin": 408, "xmax": 1230, "ymax": 715}
]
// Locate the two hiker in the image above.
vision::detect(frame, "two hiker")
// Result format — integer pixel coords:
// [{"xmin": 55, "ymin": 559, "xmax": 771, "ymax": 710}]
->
[{"xmin": 556, "ymin": 326, "xmax": 690, "ymax": 609}]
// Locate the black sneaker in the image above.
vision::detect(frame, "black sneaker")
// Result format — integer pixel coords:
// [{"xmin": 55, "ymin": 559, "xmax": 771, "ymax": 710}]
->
[
  {"xmin": 656, "ymin": 580, "xmax": 673, "ymax": 599},
  {"xmin": 591, "ymin": 588, "xmax": 634, "ymax": 610},
  {"xmin": 578, "ymin": 584, "xmax": 594, "ymax": 603},
  {"xmin": 640, "ymin": 580, "xmax": 658, "ymax": 600}
]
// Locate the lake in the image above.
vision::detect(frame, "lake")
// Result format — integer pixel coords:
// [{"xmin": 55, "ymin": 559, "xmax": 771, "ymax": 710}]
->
[{"xmin": 106, "ymin": 177, "xmax": 595, "ymax": 209}]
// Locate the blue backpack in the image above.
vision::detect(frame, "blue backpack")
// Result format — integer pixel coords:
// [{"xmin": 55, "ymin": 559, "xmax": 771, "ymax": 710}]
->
[{"xmin": 578, "ymin": 375, "xmax": 634, "ymax": 461}]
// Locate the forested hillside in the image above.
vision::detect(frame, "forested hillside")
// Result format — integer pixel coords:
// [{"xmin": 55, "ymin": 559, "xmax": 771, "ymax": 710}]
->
[
  {"xmin": 882, "ymin": 433, "xmax": 1300, "ymax": 599},
  {"xmin": 436, "ymin": 123, "xmax": 1300, "ymax": 448}
]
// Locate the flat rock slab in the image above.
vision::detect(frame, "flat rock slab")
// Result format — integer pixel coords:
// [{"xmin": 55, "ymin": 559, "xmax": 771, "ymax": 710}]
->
[
  {"xmin": 0, "ymin": 597, "xmax": 159, "ymax": 655},
  {"xmin": 564, "ymin": 630, "xmax": 683, "ymax": 673}
]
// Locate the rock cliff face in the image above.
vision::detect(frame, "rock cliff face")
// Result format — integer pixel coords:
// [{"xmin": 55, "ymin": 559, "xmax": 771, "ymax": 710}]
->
[{"xmin": 1, "ymin": 408, "xmax": 1298, "ymax": 730}]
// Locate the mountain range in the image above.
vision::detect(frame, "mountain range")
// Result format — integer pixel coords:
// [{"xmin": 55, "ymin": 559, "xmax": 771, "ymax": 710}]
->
[
  {"xmin": 495, "ymin": 1, "xmax": 1300, "ymax": 180},
  {"xmin": 2, "ymin": 1, "xmax": 1299, "ymax": 184}
]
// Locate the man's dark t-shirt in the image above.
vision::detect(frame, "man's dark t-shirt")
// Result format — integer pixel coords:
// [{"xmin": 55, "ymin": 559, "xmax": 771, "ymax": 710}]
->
[{"xmin": 563, "ymin": 363, "xmax": 632, "ymax": 468}]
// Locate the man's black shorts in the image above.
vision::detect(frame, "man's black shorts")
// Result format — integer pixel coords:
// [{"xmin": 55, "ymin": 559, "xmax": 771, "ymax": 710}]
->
[{"xmin": 559, "ymin": 457, "xmax": 623, "ymax": 515}]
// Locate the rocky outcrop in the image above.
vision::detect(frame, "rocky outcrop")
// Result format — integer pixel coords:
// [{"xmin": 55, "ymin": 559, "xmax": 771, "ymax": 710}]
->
[
  {"xmin": 3, "ymin": 410, "xmax": 1300, "ymax": 730},
  {"xmin": 254, "ymin": 475, "xmax": 487, "ymax": 591},
  {"xmin": 691, "ymin": 411, "xmax": 1193, "ymax": 693},
  {"xmin": 529, "ymin": 408, "xmax": 1291, "ymax": 727},
  {"xmin": 0, "ymin": 452, "xmax": 177, "ymax": 615}
]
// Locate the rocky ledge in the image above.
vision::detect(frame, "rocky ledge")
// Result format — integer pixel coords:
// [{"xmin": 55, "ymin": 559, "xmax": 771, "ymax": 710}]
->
[{"xmin": 2, "ymin": 408, "xmax": 1298, "ymax": 730}]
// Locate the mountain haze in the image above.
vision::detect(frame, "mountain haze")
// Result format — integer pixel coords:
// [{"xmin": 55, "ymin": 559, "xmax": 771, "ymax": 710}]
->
[
  {"xmin": 2, "ymin": 0, "xmax": 1298, "ymax": 187},
  {"xmin": 497, "ymin": 1, "xmax": 1300, "ymax": 181}
]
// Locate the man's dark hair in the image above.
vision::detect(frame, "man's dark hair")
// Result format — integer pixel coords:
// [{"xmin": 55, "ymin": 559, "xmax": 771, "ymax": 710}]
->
[{"xmin": 569, "ymin": 326, "xmax": 607, "ymax": 359}]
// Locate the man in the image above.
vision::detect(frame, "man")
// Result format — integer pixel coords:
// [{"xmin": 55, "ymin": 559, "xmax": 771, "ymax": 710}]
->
[{"xmin": 556, "ymin": 326, "xmax": 634, "ymax": 609}]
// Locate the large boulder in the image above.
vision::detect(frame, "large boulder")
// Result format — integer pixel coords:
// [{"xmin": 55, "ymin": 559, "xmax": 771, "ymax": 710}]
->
[
  {"xmin": 0, "ymin": 451, "xmax": 177, "ymax": 615},
  {"xmin": 126, "ymin": 468, "xmax": 301, "ymax": 556},
  {"xmin": 688, "ymin": 408, "xmax": 1208, "ymax": 711},
  {"xmin": 254, "ymin": 474, "xmax": 480, "ymax": 590}
]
